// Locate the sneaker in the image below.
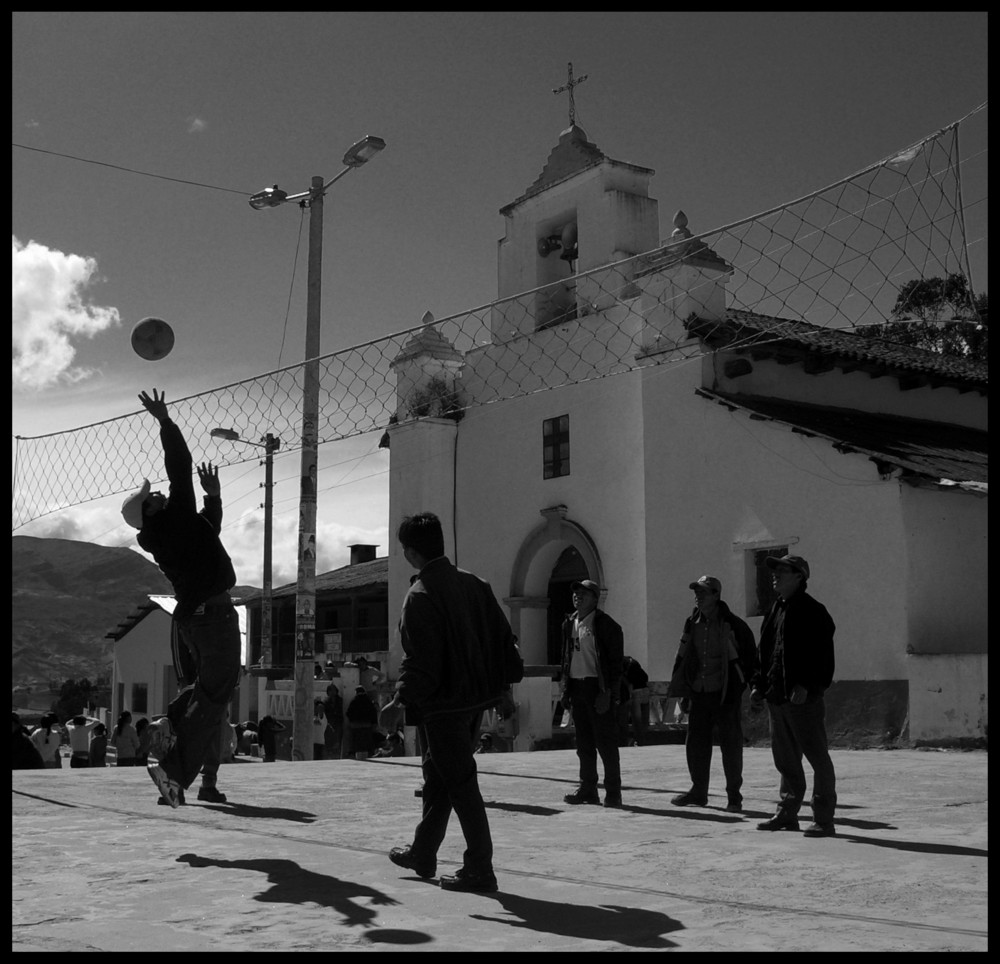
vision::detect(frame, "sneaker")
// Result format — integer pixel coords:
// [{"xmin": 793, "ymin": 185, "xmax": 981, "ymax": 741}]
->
[
  {"xmin": 802, "ymin": 822, "xmax": 836, "ymax": 838},
  {"xmin": 725, "ymin": 800, "xmax": 743, "ymax": 813},
  {"xmin": 148, "ymin": 764, "xmax": 183, "ymax": 808},
  {"xmin": 197, "ymin": 786, "xmax": 228, "ymax": 803},
  {"xmin": 157, "ymin": 788, "xmax": 186, "ymax": 806},
  {"xmin": 756, "ymin": 813, "xmax": 800, "ymax": 832},
  {"xmin": 604, "ymin": 794, "xmax": 624, "ymax": 809},
  {"xmin": 563, "ymin": 788, "xmax": 601, "ymax": 805},
  {"xmin": 389, "ymin": 845, "xmax": 436, "ymax": 879},
  {"xmin": 439, "ymin": 868, "xmax": 498, "ymax": 893},
  {"xmin": 147, "ymin": 718, "xmax": 176, "ymax": 761},
  {"xmin": 671, "ymin": 791, "xmax": 708, "ymax": 807}
]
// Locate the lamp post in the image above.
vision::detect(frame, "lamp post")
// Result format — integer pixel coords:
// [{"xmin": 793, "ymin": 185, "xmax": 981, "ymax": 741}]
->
[
  {"xmin": 210, "ymin": 429, "xmax": 281, "ymax": 669},
  {"xmin": 249, "ymin": 135, "xmax": 385, "ymax": 762}
]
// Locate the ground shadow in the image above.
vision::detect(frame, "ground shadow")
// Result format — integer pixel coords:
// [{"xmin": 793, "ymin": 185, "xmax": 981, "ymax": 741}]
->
[
  {"xmin": 470, "ymin": 891, "xmax": 684, "ymax": 948},
  {"xmin": 486, "ymin": 801, "xmax": 563, "ymax": 817},
  {"xmin": 837, "ymin": 835, "xmax": 987, "ymax": 858},
  {"xmin": 197, "ymin": 802, "xmax": 317, "ymax": 823},
  {"xmin": 176, "ymin": 854, "xmax": 408, "ymax": 930},
  {"xmin": 616, "ymin": 803, "xmax": 742, "ymax": 824}
]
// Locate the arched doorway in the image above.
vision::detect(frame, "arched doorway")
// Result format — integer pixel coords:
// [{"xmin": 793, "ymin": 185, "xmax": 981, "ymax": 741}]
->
[
  {"xmin": 506, "ymin": 506, "xmax": 604, "ymax": 666},
  {"xmin": 546, "ymin": 546, "xmax": 588, "ymax": 664}
]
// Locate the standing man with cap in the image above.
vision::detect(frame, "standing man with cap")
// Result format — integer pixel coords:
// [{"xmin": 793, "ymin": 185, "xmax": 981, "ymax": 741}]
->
[
  {"xmin": 667, "ymin": 576, "xmax": 758, "ymax": 812},
  {"xmin": 751, "ymin": 554, "xmax": 838, "ymax": 837},
  {"xmin": 560, "ymin": 579, "xmax": 625, "ymax": 808},
  {"xmin": 121, "ymin": 388, "xmax": 241, "ymax": 808}
]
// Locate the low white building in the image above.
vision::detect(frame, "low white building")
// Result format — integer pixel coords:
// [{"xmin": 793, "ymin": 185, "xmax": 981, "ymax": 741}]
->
[{"xmin": 385, "ymin": 125, "xmax": 987, "ymax": 747}]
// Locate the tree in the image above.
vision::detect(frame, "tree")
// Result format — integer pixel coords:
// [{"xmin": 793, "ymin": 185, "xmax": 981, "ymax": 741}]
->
[
  {"xmin": 856, "ymin": 273, "xmax": 987, "ymax": 362},
  {"xmin": 51, "ymin": 676, "xmax": 110, "ymax": 720}
]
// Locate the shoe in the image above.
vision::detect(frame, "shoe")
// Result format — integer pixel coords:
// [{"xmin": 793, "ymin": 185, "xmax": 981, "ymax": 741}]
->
[
  {"xmin": 725, "ymin": 800, "xmax": 743, "ymax": 813},
  {"xmin": 439, "ymin": 868, "xmax": 498, "ymax": 893},
  {"xmin": 803, "ymin": 822, "xmax": 836, "ymax": 838},
  {"xmin": 148, "ymin": 764, "xmax": 183, "ymax": 808},
  {"xmin": 671, "ymin": 791, "xmax": 708, "ymax": 807},
  {"xmin": 389, "ymin": 845, "xmax": 436, "ymax": 879},
  {"xmin": 563, "ymin": 788, "xmax": 600, "ymax": 805},
  {"xmin": 756, "ymin": 813, "xmax": 800, "ymax": 832},
  {"xmin": 197, "ymin": 786, "xmax": 228, "ymax": 803},
  {"xmin": 157, "ymin": 788, "xmax": 186, "ymax": 806},
  {"xmin": 604, "ymin": 794, "xmax": 623, "ymax": 809},
  {"xmin": 147, "ymin": 718, "xmax": 176, "ymax": 761}
]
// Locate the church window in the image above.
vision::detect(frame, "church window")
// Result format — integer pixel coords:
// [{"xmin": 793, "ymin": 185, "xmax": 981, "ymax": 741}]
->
[{"xmin": 543, "ymin": 415, "xmax": 570, "ymax": 478}]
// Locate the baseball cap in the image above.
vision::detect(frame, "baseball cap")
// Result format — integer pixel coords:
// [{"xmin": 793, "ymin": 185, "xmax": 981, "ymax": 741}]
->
[
  {"xmin": 121, "ymin": 479, "xmax": 152, "ymax": 530},
  {"xmin": 765, "ymin": 554, "xmax": 810, "ymax": 579},
  {"xmin": 571, "ymin": 579, "xmax": 601, "ymax": 596},
  {"xmin": 689, "ymin": 575, "xmax": 722, "ymax": 593}
]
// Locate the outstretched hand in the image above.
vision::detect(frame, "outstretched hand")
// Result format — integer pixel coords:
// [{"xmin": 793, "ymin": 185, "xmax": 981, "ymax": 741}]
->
[
  {"xmin": 138, "ymin": 389, "xmax": 169, "ymax": 422},
  {"xmin": 198, "ymin": 462, "xmax": 221, "ymax": 496}
]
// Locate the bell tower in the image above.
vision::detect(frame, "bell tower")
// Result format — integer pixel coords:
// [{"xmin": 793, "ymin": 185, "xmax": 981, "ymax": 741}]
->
[{"xmin": 494, "ymin": 124, "xmax": 659, "ymax": 338}]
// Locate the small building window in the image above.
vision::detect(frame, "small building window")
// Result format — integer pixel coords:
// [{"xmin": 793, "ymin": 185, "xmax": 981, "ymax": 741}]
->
[
  {"xmin": 543, "ymin": 415, "xmax": 570, "ymax": 479},
  {"xmin": 131, "ymin": 682, "xmax": 149, "ymax": 715},
  {"xmin": 747, "ymin": 546, "xmax": 789, "ymax": 617}
]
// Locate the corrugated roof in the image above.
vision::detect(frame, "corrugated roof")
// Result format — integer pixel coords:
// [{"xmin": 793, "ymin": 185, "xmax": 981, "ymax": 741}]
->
[
  {"xmin": 697, "ymin": 389, "xmax": 988, "ymax": 489},
  {"xmin": 687, "ymin": 309, "xmax": 987, "ymax": 392}
]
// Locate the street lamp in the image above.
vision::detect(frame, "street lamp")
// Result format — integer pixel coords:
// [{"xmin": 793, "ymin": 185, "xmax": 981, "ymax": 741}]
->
[
  {"xmin": 210, "ymin": 429, "xmax": 281, "ymax": 671},
  {"xmin": 248, "ymin": 134, "xmax": 385, "ymax": 762}
]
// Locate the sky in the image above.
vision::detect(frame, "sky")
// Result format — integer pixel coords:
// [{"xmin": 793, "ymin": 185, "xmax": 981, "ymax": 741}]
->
[{"xmin": 11, "ymin": 11, "xmax": 989, "ymax": 587}]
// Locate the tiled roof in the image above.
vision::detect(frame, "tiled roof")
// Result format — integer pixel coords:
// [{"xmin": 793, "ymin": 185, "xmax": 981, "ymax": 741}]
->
[
  {"xmin": 688, "ymin": 310, "xmax": 987, "ymax": 392},
  {"xmin": 500, "ymin": 125, "xmax": 653, "ymax": 215},
  {"xmin": 244, "ymin": 557, "xmax": 389, "ymax": 603},
  {"xmin": 697, "ymin": 389, "xmax": 988, "ymax": 488}
]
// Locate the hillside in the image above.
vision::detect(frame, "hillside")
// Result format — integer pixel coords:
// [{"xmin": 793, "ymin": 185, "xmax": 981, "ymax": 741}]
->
[{"xmin": 11, "ymin": 536, "xmax": 257, "ymax": 696}]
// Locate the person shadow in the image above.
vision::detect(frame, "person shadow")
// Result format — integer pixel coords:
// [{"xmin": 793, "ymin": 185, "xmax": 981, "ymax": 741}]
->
[
  {"xmin": 470, "ymin": 891, "xmax": 684, "ymax": 948},
  {"xmin": 176, "ymin": 854, "xmax": 401, "ymax": 929}
]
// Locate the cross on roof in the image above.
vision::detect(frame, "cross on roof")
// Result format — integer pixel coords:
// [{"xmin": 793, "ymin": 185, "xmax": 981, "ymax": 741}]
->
[{"xmin": 552, "ymin": 62, "xmax": 588, "ymax": 127}]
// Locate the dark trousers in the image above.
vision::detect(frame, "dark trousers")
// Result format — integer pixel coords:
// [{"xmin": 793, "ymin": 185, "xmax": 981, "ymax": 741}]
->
[
  {"xmin": 568, "ymin": 678, "xmax": 621, "ymax": 795},
  {"xmin": 685, "ymin": 690, "xmax": 744, "ymax": 804},
  {"xmin": 411, "ymin": 709, "xmax": 493, "ymax": 875},
  {"xmin": 162, "ymin": 603, "xmax": 240, "ymax": 790},
  {"xmin": 767, "ymin": 698, "xmax": 837, "ymax": 824}
]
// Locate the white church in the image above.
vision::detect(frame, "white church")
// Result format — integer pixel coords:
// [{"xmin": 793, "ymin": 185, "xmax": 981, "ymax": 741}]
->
[{"xmin": 383, "ymin": 123, "xmax": 987, "ymax": 749}]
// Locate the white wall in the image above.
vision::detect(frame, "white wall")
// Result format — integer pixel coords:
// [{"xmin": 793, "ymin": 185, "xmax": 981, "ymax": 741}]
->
[
  {"xmin": 638, "ymin": 356, "xmax": 914, "ymax": 683},
  {"xmin": 901, "ymin": 485, "xmax": 988, "ymax": 654},
  {"xmin": 907, "ymin": 653, "xmax": 988, "ymax": 741}
]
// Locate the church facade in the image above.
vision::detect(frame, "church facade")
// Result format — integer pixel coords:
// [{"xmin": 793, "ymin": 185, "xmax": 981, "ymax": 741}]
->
[{"xmin": 384, "ymin": 125, "xmax": 988, "ymax": 748}]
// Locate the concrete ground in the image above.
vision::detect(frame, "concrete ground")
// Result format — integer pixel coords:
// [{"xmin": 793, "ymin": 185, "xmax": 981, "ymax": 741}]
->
[{"xmin": 12, "ymin": 745, "xmax": 987, "ymax": 952}]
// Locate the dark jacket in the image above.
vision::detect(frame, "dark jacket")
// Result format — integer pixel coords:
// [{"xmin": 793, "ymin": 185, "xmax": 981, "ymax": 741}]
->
[
  {"xmin": 396, "ymin": 556, "xmax": 515, "ymax": 720},
  {"xmin": 560, "ymin": 608, "xmax": 625, "ymax": 702},
  {"xmin": 668, "ymin": 600, "xmax": 758, "ymax": 704},
  {"xmin": 137, "ymin": 419, "xmax": 236, "ymax": 618},
  {"xmin": 752, "ymin": 588, "xmax": 835, "ymax": 703}
]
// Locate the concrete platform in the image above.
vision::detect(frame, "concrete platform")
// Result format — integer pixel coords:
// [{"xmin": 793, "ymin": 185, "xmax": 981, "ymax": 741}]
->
[{"xmin": 12, "ymin": 746, "xmax": 987, "ymax": 952}]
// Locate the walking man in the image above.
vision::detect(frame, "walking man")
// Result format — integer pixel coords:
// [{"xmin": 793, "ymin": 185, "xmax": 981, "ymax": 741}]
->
[
  {"xmin": 560, "ymin": 580, "xmax": 625, "ymax": 808},
  {"xmin": 382, "ymin": 512, "xmax": 519, "ymax": 893},
  {"xmin": 667, "ymin": 575, "xmax": 758, "ymax": 812},
  {"xmin": 752, "ymin": 554, "xmax": 838, "ymax": 837},
  {"xmin": 121, "ymin": 388, "xmax": 241, "ymax": 808}
]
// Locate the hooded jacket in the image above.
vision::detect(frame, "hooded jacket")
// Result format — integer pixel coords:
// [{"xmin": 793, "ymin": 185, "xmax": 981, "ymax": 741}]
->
[
  {"xmin": 137, "ymin": 419, "xmax": 236, "ymax": 618},
  {"xmin": 396, "ymin": 557, "xmax": 515, "ymax": 720}
]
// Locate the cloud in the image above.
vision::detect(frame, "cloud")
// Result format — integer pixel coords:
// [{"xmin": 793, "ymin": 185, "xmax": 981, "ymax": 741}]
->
[
  {"xmin": 12, "ymin": 236, "xmax": 121, "ymax": 390},
  {"xmin": 187, "ymin": 116, "xmax": 208, "ymax": 134}
]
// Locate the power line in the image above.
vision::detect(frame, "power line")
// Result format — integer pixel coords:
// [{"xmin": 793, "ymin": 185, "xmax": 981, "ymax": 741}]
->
[{"xmin": 12, "ymin": 142, "xmax": 250, "ymax": 196}]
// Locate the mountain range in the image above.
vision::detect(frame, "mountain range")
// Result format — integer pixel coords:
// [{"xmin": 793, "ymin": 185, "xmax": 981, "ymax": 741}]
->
[{"xmin": 11, "ymin": 535, "xmax": 258, "ymax": 700}]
